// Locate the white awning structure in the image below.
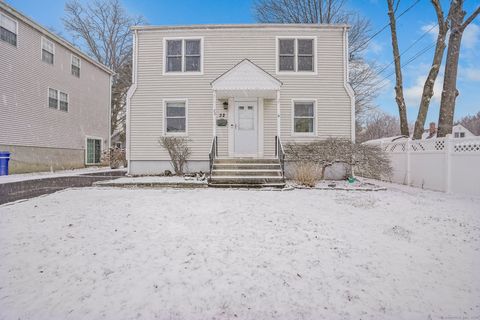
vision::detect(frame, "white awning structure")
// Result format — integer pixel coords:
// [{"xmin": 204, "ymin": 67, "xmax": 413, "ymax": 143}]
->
[{"xmin": 211, "ymin": 59, "xmax": 282, "ymax": 99}]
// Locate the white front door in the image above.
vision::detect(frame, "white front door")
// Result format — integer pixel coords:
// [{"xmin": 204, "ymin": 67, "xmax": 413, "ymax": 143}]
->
[{"xmin": 234, "ymin": 100, "xmax": 258, "ymax": 156}]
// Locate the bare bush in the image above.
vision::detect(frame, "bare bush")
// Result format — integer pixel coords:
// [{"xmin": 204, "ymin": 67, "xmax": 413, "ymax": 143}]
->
[
  {"xmin": 158, "ymin": 136, "xmax": 191, "ymax": 175},
  {"xmin": 285, "ymin": 138, "xmax": 392, "ymax": 180},
  {"xmin": 292, "ymin": 162, "xmax": 321, "ymax": 187},
  {"xmin": 101, "ymin": 147, "xmax": 126, "ymax": 169}
]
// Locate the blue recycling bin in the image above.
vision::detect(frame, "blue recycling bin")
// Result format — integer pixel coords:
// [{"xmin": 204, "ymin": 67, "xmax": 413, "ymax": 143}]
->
[{"xmin": 0, "ymin": 152, "xmax": 10, "ymax": 176}]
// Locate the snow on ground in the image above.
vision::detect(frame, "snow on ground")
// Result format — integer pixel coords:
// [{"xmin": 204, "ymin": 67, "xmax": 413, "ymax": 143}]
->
[
  {"xmin": 0, "ymin": 185, "xmax": 479, "ymax": 319},
  {"xmin": 97, "ymin": 175, "xmax": 207, "ymax": 185},
  {"xmin": 0, "ymin": 167, "xmax": 124, "ymax": 184}
]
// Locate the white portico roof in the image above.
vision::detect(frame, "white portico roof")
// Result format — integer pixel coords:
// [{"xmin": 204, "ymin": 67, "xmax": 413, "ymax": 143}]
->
[{"xmin": 211, "ymin": 59, "xmax": 282, "ymax": 98}]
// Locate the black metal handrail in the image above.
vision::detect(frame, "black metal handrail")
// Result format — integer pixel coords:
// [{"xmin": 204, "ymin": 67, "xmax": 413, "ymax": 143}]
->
[
  {"xmin": 209, "ymin": 136, "xmax": 218, "ymax": 179},
  {"xmin": 275, "ymin": 135, "xmax": 285, "ymax": 177}
]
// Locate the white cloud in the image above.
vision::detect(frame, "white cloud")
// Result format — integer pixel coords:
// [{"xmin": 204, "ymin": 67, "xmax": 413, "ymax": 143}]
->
[
  {"xmin": 404, "ymin": 75, "xmax": 443, "ymax": 107},
  {"xmin": 367, "ymin": 41, "xmax": 383, "ymax": 55},
  {"xmin": 460, "ymin": 66, "xmax": 480, "ymax": 81},
  {"xmin": 462, "ymin": 24, "xmax": 479, "ymax": 49},
  {"xmin": 421, "ymin": 23, "xmax": 439, "ymax": 41}
]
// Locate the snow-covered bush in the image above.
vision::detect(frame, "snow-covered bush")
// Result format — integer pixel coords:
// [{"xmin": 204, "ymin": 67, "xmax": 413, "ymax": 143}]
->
[
  {"xmin": 285, "ymin": 138, "xmax": 391, "ymax": 180},
  {"xmin": 101, "ymin": 147, "xmax": 126, "ymax": 169},
  {"xmin": 158, "ymin": 136, "xmax": 191, "ymax": 175}
]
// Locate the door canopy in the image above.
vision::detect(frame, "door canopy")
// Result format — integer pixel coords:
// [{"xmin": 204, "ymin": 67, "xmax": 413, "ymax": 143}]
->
[{"xmin": 211, "ymin": 59, "xmax": 282, "ymax": 99}]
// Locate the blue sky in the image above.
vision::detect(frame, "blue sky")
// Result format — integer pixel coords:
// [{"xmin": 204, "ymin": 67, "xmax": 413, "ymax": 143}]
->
[{"xmin": 6, "ymin": 0, "xmax": 479, "ymax": 123}]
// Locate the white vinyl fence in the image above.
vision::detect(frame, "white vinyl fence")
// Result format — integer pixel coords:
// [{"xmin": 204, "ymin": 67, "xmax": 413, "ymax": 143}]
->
[{"xmin": 366, "ymin": 136, "xmax": 480, "ymax": 196}]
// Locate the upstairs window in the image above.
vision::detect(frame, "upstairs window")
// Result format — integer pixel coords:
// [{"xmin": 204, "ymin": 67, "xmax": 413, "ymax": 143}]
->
[
  {"xmin": 278, "ymin": 38, "xmax": 315, "ymax": 73},
  {"xmin": 71, "ymin": 55, "xmax": 81, "ymax": 77},
  {"xmin": 42, "ymin": 37, "xmax": 54, "ymax": 64},
  {"xmin": 293, "ymin": 100, "xmax": 315, "ymax": 134},
  {"xmin": 0, "ymin": 12, "xmax": 17, "ymax": 46},
  {"xmin": 165, "ymin": 38, "xmax": 202, "ymax": 73},
  {"xmin": 165, "ymin": 101, "xmax": 187, "ymax": 134}
]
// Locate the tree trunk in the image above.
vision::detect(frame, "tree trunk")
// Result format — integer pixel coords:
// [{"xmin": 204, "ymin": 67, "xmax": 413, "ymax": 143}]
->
[
  {"xmin": 437, "ymin": 1, "xmax": 480, "ymax": 137},
  {"xmin": 412, "ymin": 0, "xmax": 447, "ymax": 139},
  {"xmin": 387, "ymin": 0, "xmax": 409, "ymax": 136}
]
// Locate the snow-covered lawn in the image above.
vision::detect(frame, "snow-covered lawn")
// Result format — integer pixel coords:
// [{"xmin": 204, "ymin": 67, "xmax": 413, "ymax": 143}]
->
[{"xmin": 0, "ymin": 184, "xmax": 479, "ymax": 319}]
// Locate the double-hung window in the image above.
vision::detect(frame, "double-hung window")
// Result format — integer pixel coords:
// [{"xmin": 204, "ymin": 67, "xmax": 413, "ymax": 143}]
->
[
  {"xmin": 293, "ymin": 100, "xmax": 315, "ymax": 134},
  {"xmin": 0, "ymin": 12, "xmax": 17, "ymax": 46},
  {"xmin": 48, "ymin": 88, "xmax": 68, "ymax": 111},
  {"xmin": 48, "ymin": 88, "xmax": 58, "ymax": 109},
  {"xmin": 165, "ymin": 101, "xmax": 187, "ymax": 134},
  {"xmin": 165, "ymin": 38, "xmax": 202, "ymax": 73},
  {"xmin": 71, "ymin": 55, "xmax": 81, "ymax": 77},
  {"xmin": 59, "ymin": 92, "xmax": 68, "ymax": 111},
  {"xmin": 278, "ymin": 38, "xmax": 315, "ymax": 72},
  {"xmin": 42, "ymin": 37, "xmax": 54, "ymax": 64}
]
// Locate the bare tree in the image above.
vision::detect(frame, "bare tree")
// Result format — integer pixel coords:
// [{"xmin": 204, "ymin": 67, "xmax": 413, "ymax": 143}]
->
[
  {"xmin": 253, "ymin": 0, "xmax": 380, "ymax": 122},
  {"xmin": 437, "ymin": 1, "xmax": 480, "ymax": 137},
  {"xmin": 63, "ymin": 0, "xmax": 145, "ymax": 139},
  {"xmin": 357, "ymin": 110, "xmax": 401, "ymax": 143},
  {"xmin": 387, "ymin": 0, "xmax": 409, "ymax": 136},
  {"xmin": 412, "ymin": 0, "xmax": 449, "ymax": 139},
  {"xmin": 457, "ymin": 111, "xmax": 480, "ymax": 136}
]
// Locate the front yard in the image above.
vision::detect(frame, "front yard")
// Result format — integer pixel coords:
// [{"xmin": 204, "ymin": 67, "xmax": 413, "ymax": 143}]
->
[{"xmin": 0, "ymin": 184, "xmax": 479, "ymax": 319}]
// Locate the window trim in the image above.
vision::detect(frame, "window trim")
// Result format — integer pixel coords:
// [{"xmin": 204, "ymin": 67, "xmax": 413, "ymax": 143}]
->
[
  {"xmin": 163, "ymin": 98, "xmax": 188, "ymax": 136},
  {"xmin": 48, "ymin": 87, "xmax": 59, "ymax": 109},
  {"xmin": 59, "ymin": 91, "xmax": 69, "ymax": 112},
  {"xmin": 48, "ymin": 88, "xmax": 69, "ymax": 112},
  {"xmin": 0, "ymin": 12, "xmax": 18, "ymax": 47},
  {"xmin": 41, "ymin": 36, "xmax": 55, "ymax": 65},
  {"xmin": 85, "ymin": 136, "xmax": 103, "ymax": 165},
  {"xmin": 163, "ymin": 37, "xmax": 204, "ymax": 75},
  {"xmin": 71, "ymin": 54, "xmax": 81, "ymax": 77},
  {"xmin": 276, "ymin": 36, "xmax": 317, "ymax": 75},
  {"xmin": 291, "ymin": 99, "xmax": 317, "ymax": 136}
]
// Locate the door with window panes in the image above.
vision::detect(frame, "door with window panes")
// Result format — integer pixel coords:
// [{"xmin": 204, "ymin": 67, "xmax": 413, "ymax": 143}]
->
[{"xmin": 86, "ymin": 138, "xmax": 101, "ymax": 164}]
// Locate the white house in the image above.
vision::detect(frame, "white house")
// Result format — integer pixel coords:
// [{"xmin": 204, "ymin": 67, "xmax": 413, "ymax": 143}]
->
[
  {"xmin": 127, "ymin": 24, "xmax": 354, "ymax": 186},
  {"xmin": 0, "ymin": 2, "xmax": 113, "ymax": 174}
]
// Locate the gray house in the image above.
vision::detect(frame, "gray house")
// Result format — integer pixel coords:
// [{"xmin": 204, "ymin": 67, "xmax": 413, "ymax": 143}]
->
[
  {"xmin": 127, "ymin": 24, "xmax": 354, "ymax": 186},
  {"xmin": 0, "ymin": 2, "xmax": 113, "ymax": 174}
]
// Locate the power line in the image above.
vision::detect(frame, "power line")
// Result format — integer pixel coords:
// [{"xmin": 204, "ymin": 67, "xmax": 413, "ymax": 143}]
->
[
  {"xmin": 375, "ymin": 42, "xmax": 436, "ymax": 91},
  {"xmin": 356, "ymin": 0, "xmax": 421, "ymax": 50},
  {"xmin": 377, "ymin": 23, "xmax": 438, "ymax": 76}
]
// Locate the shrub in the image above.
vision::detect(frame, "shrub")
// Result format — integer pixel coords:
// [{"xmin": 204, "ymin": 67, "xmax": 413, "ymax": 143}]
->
[
  {"xmin": 101, "ymin": 147, "xmax": 126, "ymax": 169},
  {"xmin": 285, "ymin": 138, "xmax": 391, "ymax": 180},
  {"xmin": 292, "ymin": 162, "xmax": 321, "ymax": 187},
  {"xmin": 158, "ymin": 136, "xmax": 191, "ymax": 175}
]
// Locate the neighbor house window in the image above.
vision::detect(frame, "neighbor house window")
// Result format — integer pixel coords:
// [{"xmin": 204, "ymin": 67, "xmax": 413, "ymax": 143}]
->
[
  {"xmin": 165, "ymin": 38, "xmax": 202, "ymax": 73},
  {"xmin": 48, "ymin": 88, "xmax": 68, "ymax": 111},
  {"xmin": 293, "ymin": 101, "xmax": 315, "ymax": 134},
  {"xmin": 0, "ymin": 12, "xmax": 17, "ymax": 46},
  {"xmin": 59, "ymin": 92, "xmax": 68, "ymax": 111},
  {"xmin": 86, "ymin": 138, "xmax": 102, "ymax": 164},
  {"xmin": 42, "ymin": 37, "xmax": 54, "ymax": 64},
  {"xmin": 48, "ymin": 88, "xmax": 58, "ymax": 109},
  {"xmin": 71, "ymin": 55, "xmax": 80, "ymax": 77},
  {"xmin": 165, "ymin": 101, "xmax": 187, "ymax": 134},
  {"xmin": 278, "ymin": 38, "xmax": 315, "ymax": 72}
]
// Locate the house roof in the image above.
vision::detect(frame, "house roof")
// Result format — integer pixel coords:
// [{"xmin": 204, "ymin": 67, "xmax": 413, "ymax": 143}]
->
[
  {"xmin": 0, "ymin": 1, "xmax": 114, "ymax": 75},
  {"xmin": 211, "ymin": 59, "xmax": 282, "ymax": 93},
  {"xmin": 132, "ymin": 23, "xmax": 349, "ymax": 31}
]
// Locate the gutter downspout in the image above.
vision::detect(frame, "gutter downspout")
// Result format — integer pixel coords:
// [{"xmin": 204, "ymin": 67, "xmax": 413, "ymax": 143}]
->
[
  {"xmin": 343, "ymin": 26, "xmax": 356, "ymax": 143},
  {"xmin": 126, "ymin": 29, "xmax": 138, "ymax": 175}
]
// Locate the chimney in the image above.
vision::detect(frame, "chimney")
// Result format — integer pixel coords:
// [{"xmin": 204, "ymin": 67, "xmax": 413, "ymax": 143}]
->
[{"xmin": 428, "ymin": 122, "xmax": 437, "ymax": 138}]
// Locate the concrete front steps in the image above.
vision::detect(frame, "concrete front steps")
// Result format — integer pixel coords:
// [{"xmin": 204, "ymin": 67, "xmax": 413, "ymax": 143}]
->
[{"xmin": 209, "ymin": 158, "xmax": 285, "ymax": 188}]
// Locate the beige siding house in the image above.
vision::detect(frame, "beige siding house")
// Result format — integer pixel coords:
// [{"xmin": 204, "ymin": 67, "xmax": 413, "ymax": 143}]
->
[
  {"xmin": 127, "ymin": 24, "xmax": 354, "ymax": 177},
  {"xmin": 0, "ymin": 2, "xmax": 112, "ymax": 173}
]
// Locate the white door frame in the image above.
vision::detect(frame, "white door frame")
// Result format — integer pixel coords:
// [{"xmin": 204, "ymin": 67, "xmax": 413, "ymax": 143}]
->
[{"xmin": 231, "ymin": 98, "xmax": 260, "ymax": 157}]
